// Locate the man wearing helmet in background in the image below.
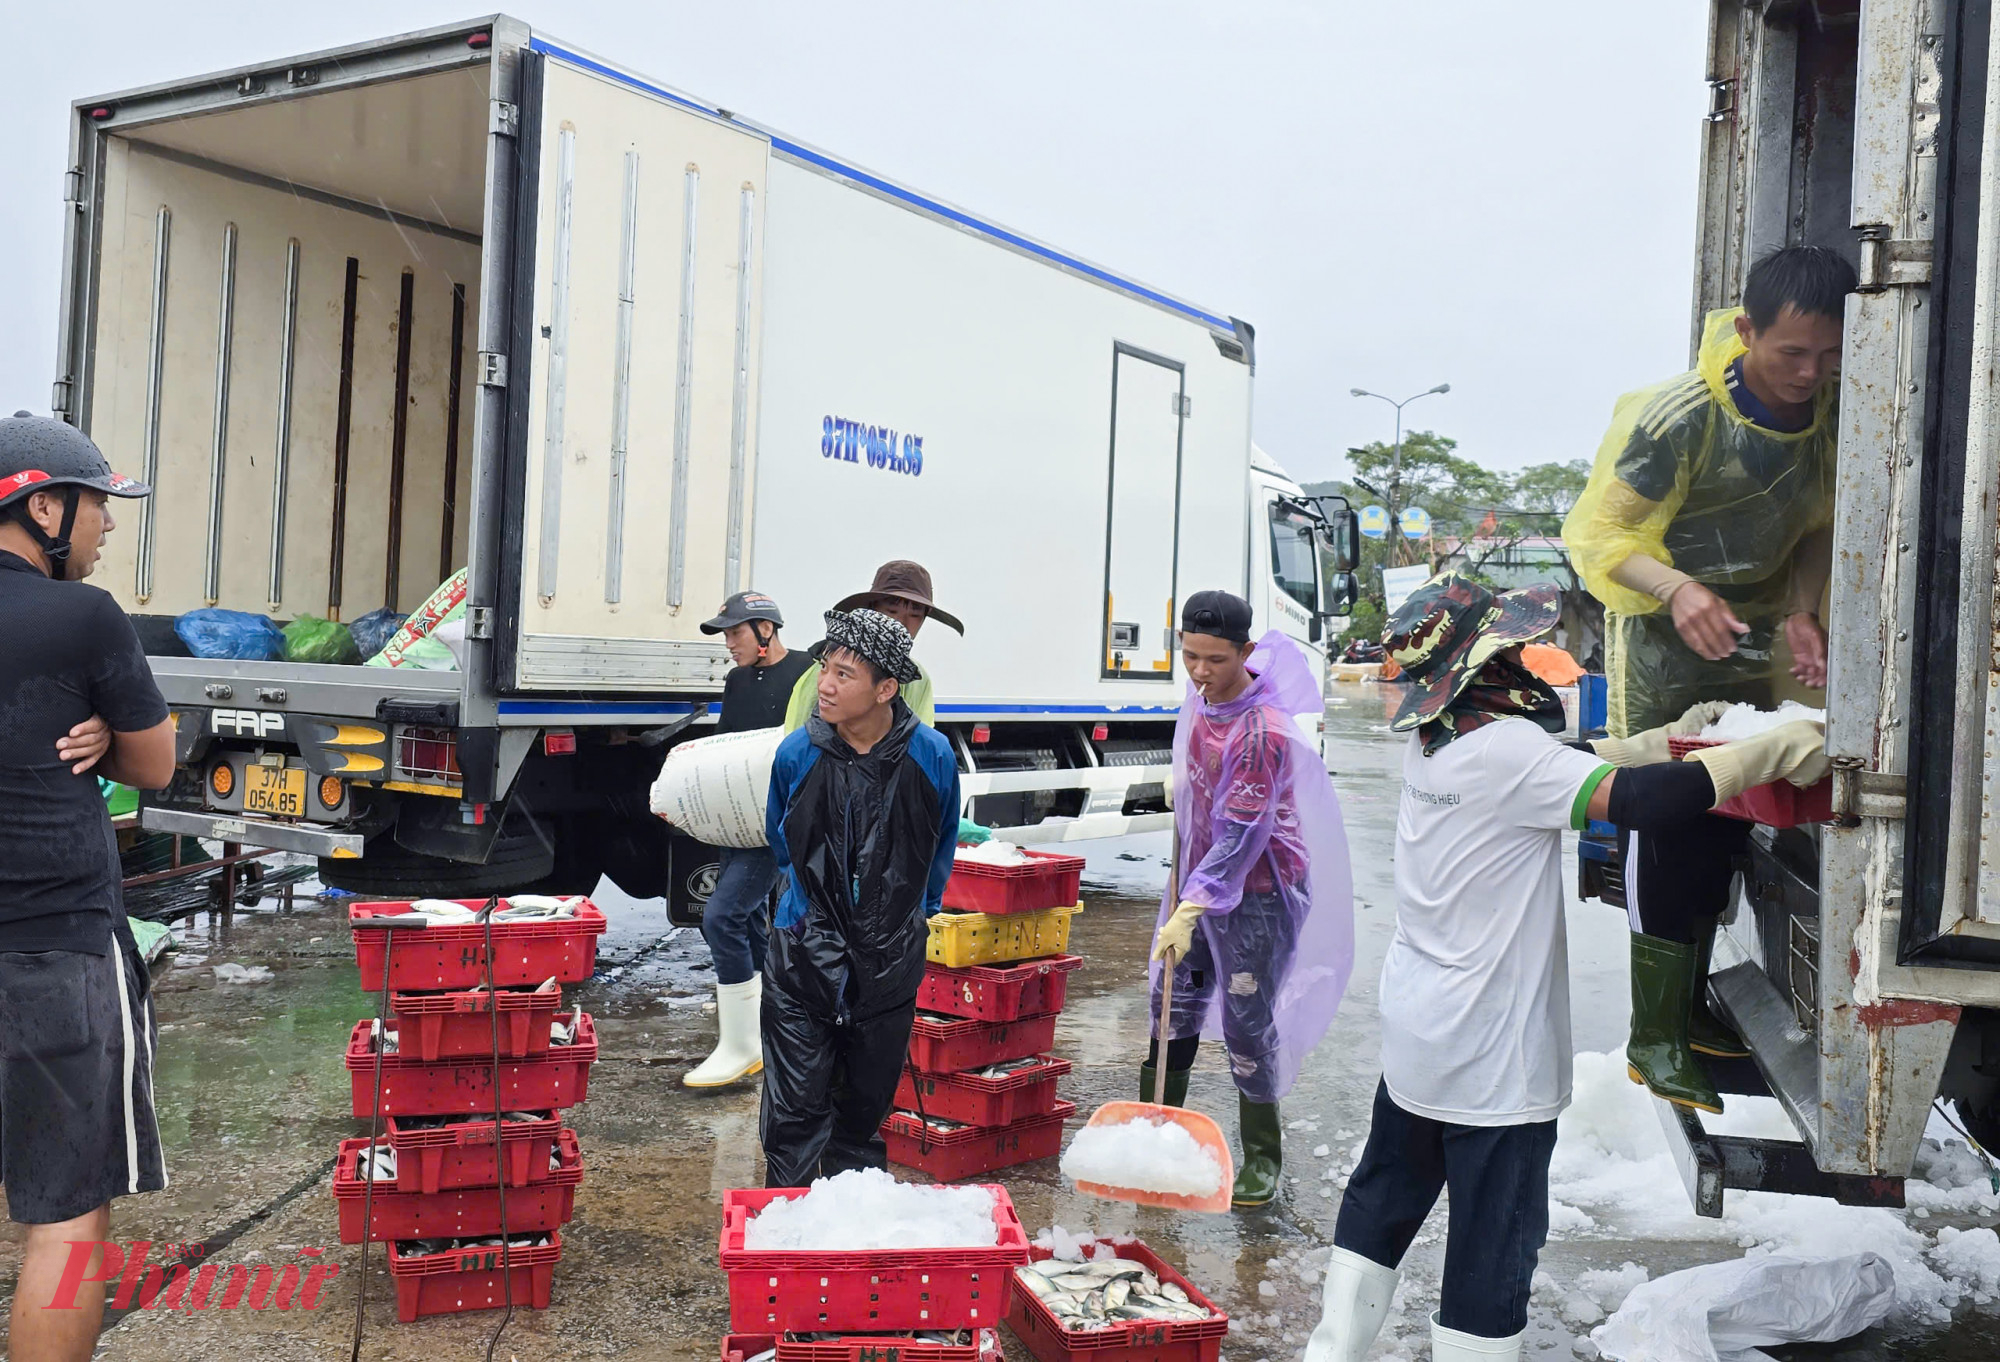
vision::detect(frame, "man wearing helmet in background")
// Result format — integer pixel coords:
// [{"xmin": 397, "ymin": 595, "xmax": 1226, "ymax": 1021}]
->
[{"xmin": 0, "ymin": 412, "xmax": 176, "ymax": 1362}]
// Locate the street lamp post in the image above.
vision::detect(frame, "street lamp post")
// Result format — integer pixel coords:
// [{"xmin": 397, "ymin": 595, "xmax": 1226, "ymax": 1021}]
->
[{"xmin": 1350, "ymin": 383, "xmax": 1450, "ymax": 566}]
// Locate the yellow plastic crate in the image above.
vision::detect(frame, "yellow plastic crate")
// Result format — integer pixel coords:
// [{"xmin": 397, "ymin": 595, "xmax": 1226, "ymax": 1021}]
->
[{"xmin": 926, "ymin": 903, "xmax": 1083, "ymax": 968}]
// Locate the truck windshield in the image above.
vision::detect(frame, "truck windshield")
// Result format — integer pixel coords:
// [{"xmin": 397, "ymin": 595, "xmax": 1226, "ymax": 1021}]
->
[{"xmin": 1269, "ymin": 503, "xmax": 1319, "ymax": 614}]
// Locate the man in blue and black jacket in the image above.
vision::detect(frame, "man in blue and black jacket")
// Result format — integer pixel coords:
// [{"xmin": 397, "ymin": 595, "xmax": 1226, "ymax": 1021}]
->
[{"xmin": 760, "ymin": 607, "xmax": 960, "ymax": 1187}]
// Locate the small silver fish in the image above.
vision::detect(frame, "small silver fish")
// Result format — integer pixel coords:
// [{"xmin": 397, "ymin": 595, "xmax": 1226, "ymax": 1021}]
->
[
  {"xmin": 1015, "ymin": 1267, "xmax": 1059, "ymax": 1299},
  {"xmin": 1160, "ymin": 1281, "xmax": 1190, "ymax": 1305},
  {"xmin": 1104, "ymin": 1280, "xmax": 1131, "ymax": 1311}
]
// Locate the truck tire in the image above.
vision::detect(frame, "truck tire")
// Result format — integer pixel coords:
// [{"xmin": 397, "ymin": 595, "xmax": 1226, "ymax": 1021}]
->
[
  {"xmin": 317, "ymin": 823, "xmax": 557, "ymax": 898},
  {"xmin": 1957, "ymin": 1097, "xmax": 2000, "ymax": 1158}
]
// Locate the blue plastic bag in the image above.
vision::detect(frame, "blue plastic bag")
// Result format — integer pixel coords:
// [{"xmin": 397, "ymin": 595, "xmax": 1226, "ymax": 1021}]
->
[
  {"xmin": 349, "ymin": 606, "xmax": 406, "ymax": 660},
  {"xmin": 174, "ymin": 609, "xmax": 285, "ymax": 661}
]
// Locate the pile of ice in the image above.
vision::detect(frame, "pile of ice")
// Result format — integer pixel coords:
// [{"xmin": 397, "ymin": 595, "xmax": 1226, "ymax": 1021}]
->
[
  {"xmin": 1549, "ymin": 1049, "xmax": 1999, "ymax": 1327},
  {"xmin": 1698, "ymin": 700, "xmax": 1826, "ymax": 742},
  {"xmin": 1033, "ymin": 1224, "xmax": 1135, "ymax": 1263},
  {"xmin": 213, "ymin": 962, "xmax": 274, "ymax": 985},
  {"xmin": 742, "ymin": 1168, "xmax": 998, "ymax": 1251},
  {"xmin": 954, "ymin": 840, "xmax": 1032, "ymax": 867},
  {"xmin": 1060, "ymin": 1117, "xmax": 1225, "ymax": 1197}
]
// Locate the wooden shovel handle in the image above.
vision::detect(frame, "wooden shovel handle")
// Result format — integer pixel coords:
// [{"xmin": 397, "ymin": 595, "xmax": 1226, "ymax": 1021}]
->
[{"xmin": 1153, "ymin": 817, "xmax": 1181, "ymax": 1108}]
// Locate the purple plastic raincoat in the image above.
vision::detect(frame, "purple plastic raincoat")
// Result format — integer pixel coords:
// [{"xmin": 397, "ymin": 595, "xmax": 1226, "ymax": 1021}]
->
[{"xmin": 1150, "ymin": 632, "xmax": 1355, "ymax": 1102}]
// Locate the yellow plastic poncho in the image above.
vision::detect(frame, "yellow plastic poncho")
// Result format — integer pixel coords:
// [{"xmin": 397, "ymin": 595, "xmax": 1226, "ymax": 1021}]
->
[{"xmin": 1563, "ymin": 309, "xmax": 1837, "ymax": 732}]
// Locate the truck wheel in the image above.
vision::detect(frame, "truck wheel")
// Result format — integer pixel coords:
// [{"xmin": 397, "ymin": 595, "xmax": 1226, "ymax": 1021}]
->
[
  {"xmin": 1957, "ymin": 1097, "xmax": 2000, "ymax": 1157},
  {"xmin": 317, "ymin": 824, "xmax": 557, "ymax": 898}
]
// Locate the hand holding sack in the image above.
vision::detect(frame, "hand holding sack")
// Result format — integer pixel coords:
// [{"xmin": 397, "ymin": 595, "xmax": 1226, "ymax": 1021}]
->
[{"xmin": 1686, "ymin": 720, "xmax": 1830, "ymax": 806}]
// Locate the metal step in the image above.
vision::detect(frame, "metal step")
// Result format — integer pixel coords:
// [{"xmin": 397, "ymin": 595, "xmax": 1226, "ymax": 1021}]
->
[{"xmin": 1650, "ymin": 950, "xmax": 1905, "ymax": 1217}]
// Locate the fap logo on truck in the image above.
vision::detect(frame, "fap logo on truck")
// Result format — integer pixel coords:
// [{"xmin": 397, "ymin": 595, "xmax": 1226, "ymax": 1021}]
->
[{"xmin": 823, "ymin": 415, "xmax": 923, "ymax": 477}]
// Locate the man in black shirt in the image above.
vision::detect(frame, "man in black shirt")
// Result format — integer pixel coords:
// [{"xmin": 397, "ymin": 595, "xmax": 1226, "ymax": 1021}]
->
[
  {"xmin": 683, "ymin": 591, "xmax": 814, "ymax": 1088},
  {"xmin": 0, "ymin": 412, "xmax": 175, "ymax": 1362}
]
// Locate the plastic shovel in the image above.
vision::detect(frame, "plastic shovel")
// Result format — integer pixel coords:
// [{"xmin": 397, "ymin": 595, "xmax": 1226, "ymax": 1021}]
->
[{"xmin": 1072, "ymin": 830, "xmax": 1235, "ymax": 1213}]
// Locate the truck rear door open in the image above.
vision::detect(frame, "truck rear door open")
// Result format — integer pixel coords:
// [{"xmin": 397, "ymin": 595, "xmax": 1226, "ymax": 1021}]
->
[{"xmin": 496, "ymin": 44, "xmax": 769, "ymax": 691}]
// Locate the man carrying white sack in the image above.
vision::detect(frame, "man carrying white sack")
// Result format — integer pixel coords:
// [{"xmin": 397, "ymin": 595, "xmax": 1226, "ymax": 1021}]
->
[
  {"xmin": 682, "ymin": 591, "xmax": 815, "ymax": 1089},
  {"xmin": 1307, "ymin": 572, "xmax": 1827, "ymax": 1362}
]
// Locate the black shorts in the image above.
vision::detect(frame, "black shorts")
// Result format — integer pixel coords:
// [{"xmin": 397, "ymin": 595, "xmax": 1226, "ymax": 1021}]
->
[
  {"xmin": 1623, "ymin": 817, "xmax": 1753, "ymax": 942},
  {"xmin": 0, "ymin": 931, "xmax": 166, "ymax": 1224}
]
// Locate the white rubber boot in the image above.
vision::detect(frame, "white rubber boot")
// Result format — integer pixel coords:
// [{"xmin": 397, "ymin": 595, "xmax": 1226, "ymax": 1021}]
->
[
  {"xmin": 1430, "ymin": 1310, "xmax": 1524, "ymax": 1362},
  {"xmin": 683, "ymin": 977, "xmax": 764, "ymax": 1088},
  {"xmin": 1303, "ymin": 1245, "xmax": 1400, "ymax": 1362}
]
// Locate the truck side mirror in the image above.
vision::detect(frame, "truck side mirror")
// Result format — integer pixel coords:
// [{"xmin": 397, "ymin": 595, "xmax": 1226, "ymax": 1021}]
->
[
  {"xmin": 1325, "ymin": 571, "xmax": 1358, "ymax": 616},
  {"xmin": 1328, "ymin": 509, "xmax": 1361, "ymax": 572}
]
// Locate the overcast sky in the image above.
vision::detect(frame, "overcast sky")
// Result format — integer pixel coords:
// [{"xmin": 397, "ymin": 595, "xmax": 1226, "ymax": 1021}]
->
[{"xmin": 1, "ymin": 2, "xmax": 1710, "ymax": 489}]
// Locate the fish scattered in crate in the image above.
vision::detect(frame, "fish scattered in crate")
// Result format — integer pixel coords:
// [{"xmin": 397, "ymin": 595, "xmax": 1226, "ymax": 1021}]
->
[{"xmin": 1014, "ymin": 1257, "xmax": 1216, "ymax": 1326}]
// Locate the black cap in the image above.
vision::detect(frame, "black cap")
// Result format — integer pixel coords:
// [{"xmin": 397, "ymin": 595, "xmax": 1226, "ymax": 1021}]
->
[
  {"xmin": 700, "ymin": 590, "xmax": 785, "ymax": 635},
  {"xmin": 1180, "ymin": 590, "xmax": 1253, "ymax": 644}
]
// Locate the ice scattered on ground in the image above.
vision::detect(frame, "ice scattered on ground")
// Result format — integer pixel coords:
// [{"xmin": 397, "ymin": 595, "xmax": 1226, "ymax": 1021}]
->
[
  {"xmin": 1907, "ymin": 1134, "xmax": 2000, "ymax": 1215},
  {"xmin": 1550, "ymin": 1050, "xmax": 1999, "ymax": 1326},
  {"xmin": 213, "ymin": 963, "xmax": 274, "ymax": 984},
  {"xmin": 1574, "ymin": 1263, "xmax": 1650, "ymax": 1315},
  {"xmin": 954, "ymin": 840, "xmax": 1032, "ymax": 866},
  {"xmin": 1930, "ymin": 1227, "xmax": 2000, "ymax": 1304},
  {"xmin": 743, "ymin": 1169, "xmax": 997, "ymax": 1251},
  {"xmin": 1061, "ymin": 1116, "xmax": 1225, "ymax": 1197},
  {"xmin": 1699, "ymin": 700, "xmax": 1826, "ymax": 741},
  {"xmin": 1312, "ymin": 1144, "xmax": 1331, "ymax": 1158}
]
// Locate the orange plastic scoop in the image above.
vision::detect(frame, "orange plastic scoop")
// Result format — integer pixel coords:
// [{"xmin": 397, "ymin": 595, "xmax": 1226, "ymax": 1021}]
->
[{"xmin": 1073, "ymin": 937, "xmax": 1235, "ymax": 1214}]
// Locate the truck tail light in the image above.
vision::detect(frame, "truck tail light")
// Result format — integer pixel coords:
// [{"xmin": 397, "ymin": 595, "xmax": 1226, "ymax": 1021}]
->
[
  {"xmin": 210, "ymin": 761, "xmax": 234, "ymax": 797},
  {"xmin": 543, "ymin": 730, "xmax": 577, "ymax": 756},
  {"xmin": 1092, "ymin": 723, "xmax": 1110, "ymax": 742},
  {"xmin": 318, "ymin": 776, "xmax": 344, "ymax": 810},
  {"xmin": 972, "ymin": 725, "xmax": 991, "ymax": 744}
]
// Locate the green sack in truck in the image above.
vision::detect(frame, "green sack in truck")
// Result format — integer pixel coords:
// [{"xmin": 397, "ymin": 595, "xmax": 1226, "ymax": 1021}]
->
[
  {"xmin": 365, "ymin": 569, "xmax": 469, "ymax": 671},
  {"xmin": 649, "ymin": 727, "xmax": 785, "ymax": 848}
]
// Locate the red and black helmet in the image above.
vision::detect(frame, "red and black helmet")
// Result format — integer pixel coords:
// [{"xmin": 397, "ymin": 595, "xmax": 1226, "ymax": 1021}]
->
[{"xmin": 0, "ymin": 412, "xmax": 150, "ymax": 579}]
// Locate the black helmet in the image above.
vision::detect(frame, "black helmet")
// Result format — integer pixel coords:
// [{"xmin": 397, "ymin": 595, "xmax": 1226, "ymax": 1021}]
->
[{"xmin": 0, "ymin": 412, "xmax": 150, "ymax": 580}]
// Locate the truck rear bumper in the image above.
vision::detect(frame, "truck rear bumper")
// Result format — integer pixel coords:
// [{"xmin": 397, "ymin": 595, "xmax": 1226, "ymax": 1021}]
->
[{"xmin": 142, "ymin": 806, "xmax": 364, "ymax": 858}]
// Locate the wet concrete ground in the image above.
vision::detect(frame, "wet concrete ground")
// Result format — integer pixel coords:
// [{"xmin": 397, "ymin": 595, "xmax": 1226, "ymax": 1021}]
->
[{"xmin": 2, "ymin": 693, "xmax": 1997, "ymax": 1359}]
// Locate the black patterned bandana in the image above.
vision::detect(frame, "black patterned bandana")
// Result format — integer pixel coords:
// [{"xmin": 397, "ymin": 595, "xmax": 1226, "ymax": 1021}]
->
[
  {"xmin": 822, "ymin": 608, "xmax": 921, "ymax": 685},
  {"xmin": 1416, "ymin": 656, "xmax": 1567, "ymax": 755}
]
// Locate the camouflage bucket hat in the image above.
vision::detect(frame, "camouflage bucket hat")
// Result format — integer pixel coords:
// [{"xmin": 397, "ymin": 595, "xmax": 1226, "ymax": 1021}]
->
[{"xmin": 1382, "ymin": 571, "xmax": 1561, "ymax": 733}]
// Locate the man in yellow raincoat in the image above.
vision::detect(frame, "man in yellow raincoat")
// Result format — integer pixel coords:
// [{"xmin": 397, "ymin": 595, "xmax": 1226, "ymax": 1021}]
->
[{"xmin": 1563, "ymin": 245, "xmax": 1853, "ymax": 1112}]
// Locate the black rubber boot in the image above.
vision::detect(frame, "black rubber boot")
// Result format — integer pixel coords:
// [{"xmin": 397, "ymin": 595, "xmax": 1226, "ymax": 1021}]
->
[
  {"xmin": 1138, "ymin": 1064, "xmax": 1190, "ymax": 1107},
  {"xmin": 1687, "ymin": 915, "xmax": 1749, "ymax": 1058},
  {"xmin": 1627, "ymin": 933, "xmax": 1724, "ymax": 1114},
  {"xmin": 1232, "ymin": 1096, "xmax": 1282, "ymax": 1208}
]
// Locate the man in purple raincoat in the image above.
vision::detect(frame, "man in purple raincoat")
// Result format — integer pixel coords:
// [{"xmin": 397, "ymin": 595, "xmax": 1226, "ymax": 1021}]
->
[{"xmin": 1146, "ymin": 590, "xmax": 1355, "ymax": 1207}]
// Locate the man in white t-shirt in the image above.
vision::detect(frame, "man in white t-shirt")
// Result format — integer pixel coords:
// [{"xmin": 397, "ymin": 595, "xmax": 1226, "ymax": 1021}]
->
[{"xmin": 1305, "ymin": 572, "xmax": 1827, "ymax": 1362}]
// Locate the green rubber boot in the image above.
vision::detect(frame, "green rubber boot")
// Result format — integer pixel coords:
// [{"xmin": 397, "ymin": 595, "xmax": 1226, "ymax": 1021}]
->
[
  {"xmin": 1627, "ymin": 933, "xmax": 1724, "ymax": 1114},
  {"xmin": 1232, "ymin": 1097, "xmax": 1282, "ymax": 1208},
  {"xmin": 1138, "ymin": 1064, "xmax": 1190, "ymax": 1108},
  {"xmin": 1687, "ymin": 916, "xmax": 1749, "ymax": 1058}
]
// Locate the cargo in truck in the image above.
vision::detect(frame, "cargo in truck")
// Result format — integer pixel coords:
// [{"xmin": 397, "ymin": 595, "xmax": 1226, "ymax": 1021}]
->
[{"xmin": 50, "ymin": 16, "xmax": 1359, "ymax": 912}]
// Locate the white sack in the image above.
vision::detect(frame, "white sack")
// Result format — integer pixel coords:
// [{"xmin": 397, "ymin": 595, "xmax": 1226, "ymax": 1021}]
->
[
  {"xmin": 1593, "ymin": 1253, "xmax": 1896, "ymax": 1362},
  {"xmin": 649, "ymin": 727, "xmax": 785, "ymax": 848}
]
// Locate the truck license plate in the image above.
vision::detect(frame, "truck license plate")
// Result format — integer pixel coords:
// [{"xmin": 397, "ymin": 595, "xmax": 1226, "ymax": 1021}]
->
[{"xmin": 242, "ymin": 764, "xmax": 306, "ymax": 818}]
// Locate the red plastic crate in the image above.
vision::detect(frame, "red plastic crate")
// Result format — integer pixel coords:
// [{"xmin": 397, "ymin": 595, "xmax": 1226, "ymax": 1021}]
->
[
  {"xmin": 350, "ymin": 898, "xmax": 607, "ymax": 990},
  {"xmin": 388, "ymin": 1232, "xmax": 562, "ymax": 1322},
  {"xmin": 895, "ymin": 1056, "xmax": 1070, "ymax": 1127},
  {"xmin": 388, "ymin": 988, "xmax": 564, "ymax": 1061},
  {"xmin": 943, "ymin": 849, "xmax": 1086, "ymax": 915},
  {"xmin": 1667, "ymin": 736, "xmax": 1834, "ymax": 827},
  {"xmin": 1005, "ymin": 1238, "xmax": 1228, "ymax": 1362},
  {"xmin": 916, "ymin": 956, "xmax": 1082, "ymax": 1022},
  {"xmin": 381, "ymin": 1113, "xmax": 563, "ymax": 1195},
  {"xmin": 882, "ymin": 1102, "xmax": 1072, "ymax": 1181},
  {"xmin": 344, "ymin": 1013, "xmax": 597, "ymax": 1117},
  {"xmin": 719, "ymin": 1184, "xmax": 1028, "ymax": 1333},
  {"xmin": 906, "ymin": 1012, "xmax": 1059, "ymax": 1075},
  {"xmin": 333, "ymin": 1130, "xmax": 581, "ymax": 1243},
  {"xmin": 722, "ymin": 1334, "xmax": 1000, "ymax": 1362}
]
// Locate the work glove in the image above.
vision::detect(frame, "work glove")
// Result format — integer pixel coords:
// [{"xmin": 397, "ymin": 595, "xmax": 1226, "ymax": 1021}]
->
[
  {"xmin": 1589, "ymin": 701, "xmax": 1732, "ymax": 768},
  {"xmin": 1685, "ymin": 720, "xmax": 1831, "ymax": 806},
  {"xmin": 1151, "ymin": 900, "xmax": 1205, "ymax": 964},
  {"xmin": 956, "ymin": 818, "xmax": 992, "ymax": 846}
]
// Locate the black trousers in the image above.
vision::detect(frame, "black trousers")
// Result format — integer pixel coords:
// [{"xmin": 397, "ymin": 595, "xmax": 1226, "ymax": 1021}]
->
[
  {"xmin": 1623, "ymin": 815, "xmax": 1751, "ymax": 943},
  {"xmin": 759, "ymin": 988, "xmax": 917, "ymax": 1188},
  {"xmin": 1333, "ymin": 1080, "xmax": 1557, "ymax": 1338}
]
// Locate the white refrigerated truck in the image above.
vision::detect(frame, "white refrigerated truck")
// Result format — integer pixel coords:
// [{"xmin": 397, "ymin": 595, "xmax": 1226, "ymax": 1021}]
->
[{"xmin": 50, "ymin": 16, "xmax": 1358, "ymax": 912}]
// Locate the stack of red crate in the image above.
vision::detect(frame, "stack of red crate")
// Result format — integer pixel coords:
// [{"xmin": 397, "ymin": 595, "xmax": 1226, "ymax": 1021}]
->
[
  {"xmin": 883, "ymin": 850, "xmax": 1085, "ymax": 1179},
  {"xmin": 338, "ymin": 897, "xmax": 607, "ymax": 1321}
]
